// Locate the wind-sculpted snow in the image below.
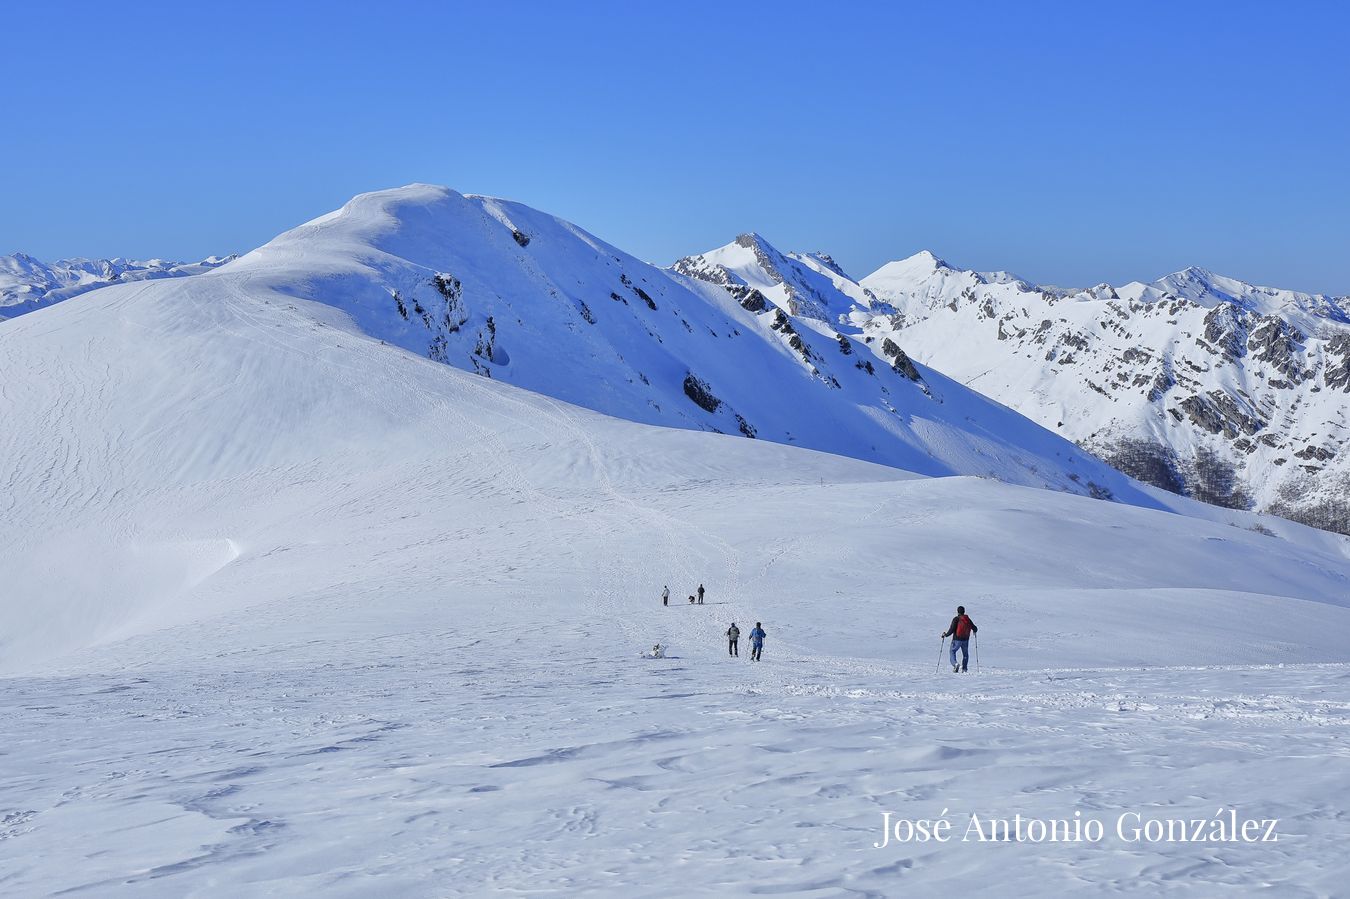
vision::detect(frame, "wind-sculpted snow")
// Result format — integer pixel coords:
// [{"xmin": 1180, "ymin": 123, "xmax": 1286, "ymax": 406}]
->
[{"xmin": 4, "ymin": 186, "xmax": 1350, "ymax": 893}]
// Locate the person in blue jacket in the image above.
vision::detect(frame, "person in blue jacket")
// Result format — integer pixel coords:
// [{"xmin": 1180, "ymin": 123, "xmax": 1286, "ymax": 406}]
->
[{"xmin": 749, "ymin": 622, "xmax": 766, "ymax": 661}]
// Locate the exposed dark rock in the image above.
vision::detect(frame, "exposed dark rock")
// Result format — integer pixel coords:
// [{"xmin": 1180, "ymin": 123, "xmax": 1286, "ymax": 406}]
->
[
  {"xmin": 836, "ymin": 334, "xmax": 854, "ymax": 355},
  {"xmin": 1325, "ymin": 332, "xmax": 1350, "ymax": 391},
  {"xmin": 511, "ymin": 229, "xmax": 530, "ymax": 247},
  {"xmin": 682, "ymin": 372, "xmax": 722, "ymax": 413},
  {"xmin": 878, "ymin": 337, "xmax": 922, "ymax": 381},
  {"xmin": 1247, "ymin": 315, "xmax": 1307, "ymax": 385},
  {"xmin": 1176, "ymin": 391, "xmax": 1264, "ymax": 439},
  {"xmin": 890, "ymin": 349, "xmax": 921, "ymax": 382},
  {"xmin": 471, "ymin": 315, "xmax": 504, "ymax": 366},
  {"xmin": 428, "ymin": 334, "xmax": 448, "ymax": 363},
  {"xmin": 432, "ymin": 273, "xmax": 468, "ymax": 332},
  {"xmin": 736, "ymin": 414, "xmax": 757, "ymax": 438},
  {"xmin": 727, "ymin": 284, "xmax": 769, "ymax": 313},
  {"xmin": 1200, "ymin": 304, "xmax": 1247, "ymax": 361},
  {"xmin": 1294, "ymin": 444, "xmax": 1336, "ymax": 462}
]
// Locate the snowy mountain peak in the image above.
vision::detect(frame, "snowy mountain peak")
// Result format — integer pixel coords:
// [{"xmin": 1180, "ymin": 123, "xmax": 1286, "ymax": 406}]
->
[
  {"xmin": 30, "ymin": 183, "xmax": 1154, "ymax": 509},
  {"xmin": 673, "ymin": 233, "xmax": 885, "ymax": 323},
  {"xmin": 863, "ymin": 250, "xmax": 950, "ymax": 286}
]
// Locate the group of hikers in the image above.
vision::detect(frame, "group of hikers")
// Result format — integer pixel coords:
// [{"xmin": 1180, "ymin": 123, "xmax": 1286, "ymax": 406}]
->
[
  {"xmin": 662, "ymin": 583, "xmax": 706, "ymax": 605},
  {"xmin": 656, "ymin": 582, "xmax": 979, "ymax": 673},
  {"xmin": 725, "ymin": 622, "xmax": 766, "ymax": 660},
  {"xmin": 658, "ymin": 583, "xmax": 767, "ymax": 661}
]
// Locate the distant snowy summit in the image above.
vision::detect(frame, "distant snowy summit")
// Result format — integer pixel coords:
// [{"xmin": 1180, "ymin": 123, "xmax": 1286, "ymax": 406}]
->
[
  {"xmin": 676, "ymin": 238, "xmax": 1350, "ymax": 534},
  {"xmin": 0, "ymin": 252, "xmax": 236, "ymax": 318}
]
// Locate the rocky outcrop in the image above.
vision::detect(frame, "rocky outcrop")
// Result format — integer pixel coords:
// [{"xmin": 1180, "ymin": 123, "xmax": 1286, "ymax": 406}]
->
[
  {"xmin": 1325, "ymin": 333, "xmax": 1350, "ymax": 391},
  {"xmin": 880, "ymin": 338, "xmax": 922, "ymax": 382},
  {"xmin": 1175, "ymin": 391, "xmax": 1264, "ymax": 439},
  {"xmin": 1201, "ymin": 304, "xmax": 1247, "ymax": 361},
  {"xmin": 682, "ymin": 372, "xmax": 722, "ymax": 414},
  {"xmin": 1246, "ymin": 316, "xmax": 1307, "ymax": 385}
]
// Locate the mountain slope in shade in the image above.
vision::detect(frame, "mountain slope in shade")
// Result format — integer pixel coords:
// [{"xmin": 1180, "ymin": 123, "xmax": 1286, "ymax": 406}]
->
[
  {"xmin": 0, "ymin": 252, "xmax": 236, "ymax": 318},
  {"xmin": 215, "ymin": 185, "xmax": 1155, "ymax": 505}
]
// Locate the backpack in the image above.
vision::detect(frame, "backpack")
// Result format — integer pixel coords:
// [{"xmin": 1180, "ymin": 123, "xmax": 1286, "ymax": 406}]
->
[{"xmin": 954, "ymin": 615, "xmax": 973, "ymax": 639}]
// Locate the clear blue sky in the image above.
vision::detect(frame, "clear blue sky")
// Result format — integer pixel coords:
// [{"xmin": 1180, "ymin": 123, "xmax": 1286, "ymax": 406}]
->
[{"xmin": 5, "ymin": 1, "xmax": 1348, "ymax": 292}]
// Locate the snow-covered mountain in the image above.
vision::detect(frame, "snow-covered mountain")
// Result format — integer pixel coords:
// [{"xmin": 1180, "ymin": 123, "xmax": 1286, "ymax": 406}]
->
[
  {"xmin": 5, "ymin": 185, "xmax": 1350, "ymax": 893},
  {"xmin": 677, "ymin": 236, "xmax": 1350, "ymax": 534},
  {"xmin": 0, "ymin": 252, "xmax": 235, "ymax": 319},
  {"xmin": 198, "ymin": 185, "xmax": 1155, "ymax": 505},
  {"xmin": 854, "ymin": 253, "xmax": 1350, "ymax": 534}
]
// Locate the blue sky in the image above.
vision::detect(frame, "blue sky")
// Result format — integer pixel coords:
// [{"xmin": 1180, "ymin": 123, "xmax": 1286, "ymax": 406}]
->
[{"xmin": 5, "ymin": 1, "xmax": 1348, "ymax": 292}]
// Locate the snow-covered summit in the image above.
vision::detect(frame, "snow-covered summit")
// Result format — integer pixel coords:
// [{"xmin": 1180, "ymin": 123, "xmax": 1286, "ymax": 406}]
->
[{"xmin": 212, "ymin": 184, "xmax": 1149, "ymax": 504}]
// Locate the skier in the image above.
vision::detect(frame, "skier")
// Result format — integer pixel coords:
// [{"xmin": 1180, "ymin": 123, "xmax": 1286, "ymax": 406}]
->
[
  {"xmin": 662, "ymin": 585, "xmax": 669, "ymax": 607},
  {"xmin": 941, "ymin": 606, "xmax": 978, "ymax": 673},
  {"xmin": 697, "ymin": 584, "xmax": 705, "ymax": 604},
  {"xmin": 726, "ymin": 622, "xmax": 740, "ymax": 656},
  {"xmin": 749, "ymin": 622, "xmax": 766, "ymax": 661}
]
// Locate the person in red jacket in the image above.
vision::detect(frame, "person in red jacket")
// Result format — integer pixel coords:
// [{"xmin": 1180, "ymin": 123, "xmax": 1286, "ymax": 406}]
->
[{"xmin": 941, "ymin": 606, "xmax": 978, "ymax": 673}]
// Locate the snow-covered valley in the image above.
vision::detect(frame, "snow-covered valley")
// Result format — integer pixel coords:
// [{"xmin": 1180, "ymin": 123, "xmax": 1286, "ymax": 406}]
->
[{"xmin": 3, "ymin": 188, "xmax": 1350, "ymax": 895}]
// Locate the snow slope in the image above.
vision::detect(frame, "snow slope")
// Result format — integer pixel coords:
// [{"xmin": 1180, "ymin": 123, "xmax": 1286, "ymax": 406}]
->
[
  {"xmin": 0, "ymin": 252, "xmax": 235, "ymax": 319},
  {"xmin": 3, "ymin": 190, "xmax": 1350, "ymax": 894}
]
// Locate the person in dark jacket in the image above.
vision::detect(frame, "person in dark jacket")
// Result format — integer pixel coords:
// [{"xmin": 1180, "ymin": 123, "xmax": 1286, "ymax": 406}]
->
[
  {"xmin": 749, "ymin": 623, "xmax": 766, "ymax": 661},
  {"xmin": 697, "ymin": 584, "xmax": 705, "ymax": 604},
  {"xmin": 662, "ymin": 585, "xmax": 669, "ymax": 607},
  {"xmin": 941, "ymin": 606, "xmax": 978, "ymax": 672},
  {"xmin": 726, "ymin": 623, "xmax": 740, "ymax": 656}
]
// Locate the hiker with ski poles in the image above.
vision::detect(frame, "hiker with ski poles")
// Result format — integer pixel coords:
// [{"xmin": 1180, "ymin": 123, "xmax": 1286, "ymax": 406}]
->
[{"xmin": 940, "ymin": 605, "xmax": 978, "ymax": 673}]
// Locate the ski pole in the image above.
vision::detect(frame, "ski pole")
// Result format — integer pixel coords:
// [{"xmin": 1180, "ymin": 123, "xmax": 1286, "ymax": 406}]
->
[
  {"xmin": 936, "ymin": 636, "xmax": 946, "ymax": 673},
  {"xmin": 974, "ymin": 632, "xmax": 980, "ymax": 674}
]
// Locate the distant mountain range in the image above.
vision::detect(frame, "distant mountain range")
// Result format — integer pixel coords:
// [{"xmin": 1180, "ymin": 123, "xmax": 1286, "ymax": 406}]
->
[
  {"xmin": 675, "ymin": 238, "xmax": 1350, "ymax": 533},
  {"xmin": 0, "ymin": 253, "xmax": 235, "ymax": 319}
]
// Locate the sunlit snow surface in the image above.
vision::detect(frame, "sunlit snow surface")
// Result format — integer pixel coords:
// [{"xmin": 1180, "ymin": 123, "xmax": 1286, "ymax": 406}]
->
[{"xmin": 3, "ymin": 190, "xmax": 1350, "ymax": 895}]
